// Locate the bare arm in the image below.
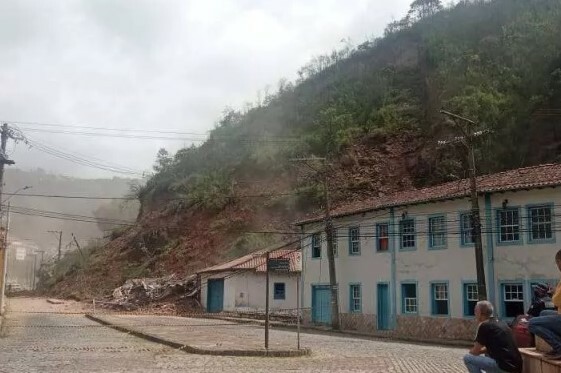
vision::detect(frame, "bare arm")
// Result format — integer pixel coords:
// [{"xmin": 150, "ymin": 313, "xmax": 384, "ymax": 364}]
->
[{"xmin": 469, "ymin": 342, "xmax": 486, "ymax": 356}]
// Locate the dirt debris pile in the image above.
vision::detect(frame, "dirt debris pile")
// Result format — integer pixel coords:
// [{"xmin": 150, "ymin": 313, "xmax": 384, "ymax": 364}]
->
[{"xmin": 99, "ymin": 274, "xmax": 199, "ymax": 312}]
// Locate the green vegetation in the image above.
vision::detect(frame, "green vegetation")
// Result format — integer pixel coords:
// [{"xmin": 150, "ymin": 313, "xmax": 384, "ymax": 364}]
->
[
  {"xmin": 139, "ymin": 0, "xmax": 561, "ymax": 208},
  {"xmin": 38, "ymin": 242, "xmax": 100, "ymax": 290}
]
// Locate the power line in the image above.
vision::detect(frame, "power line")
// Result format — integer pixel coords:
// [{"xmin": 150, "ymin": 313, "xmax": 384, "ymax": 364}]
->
[
  {"xmin": 16, "ymin": 127, "xmax": 304, "ymax": 143},
  {"xmin": 5, "ymin": 120, "xmax": 210, "ymax": 135},
  {"xmin": 12, "ymin": 129, "xmax": 146, "ymax": 176}
]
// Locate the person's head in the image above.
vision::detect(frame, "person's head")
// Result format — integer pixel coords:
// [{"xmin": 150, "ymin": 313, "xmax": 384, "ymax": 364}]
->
[
  {"xmin": 474, "ymin": 300, "xmax": 494, "ymax": 323},
  {"xmin": 556, "ymin": 250, "xmax": 561, "ymax": 272}
]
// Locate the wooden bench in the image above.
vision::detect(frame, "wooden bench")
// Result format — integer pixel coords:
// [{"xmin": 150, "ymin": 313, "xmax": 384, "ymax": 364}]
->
[{"xmin": 520, "ymin": 337, "xmax": 561, "ymax": 373}]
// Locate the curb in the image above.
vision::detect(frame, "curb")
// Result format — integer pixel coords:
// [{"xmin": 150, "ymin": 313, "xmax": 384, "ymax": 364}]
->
[
  {"xmin": 85, "ymin": 314, "xmax": 311, "ymax": 358},
  {"xmin": 192, "ymin": 315, "xmax": 473, "ymax": 348}
]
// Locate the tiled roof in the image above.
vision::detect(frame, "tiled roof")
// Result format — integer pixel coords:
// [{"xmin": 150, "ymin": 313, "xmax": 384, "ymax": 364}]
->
[
  {"xmin": 296, "ymin": 163, "xmax": 561, "ymax": 225},
  {"xmin": 197, "ymin": 242, "xmax": 301, "ymax": 274}
]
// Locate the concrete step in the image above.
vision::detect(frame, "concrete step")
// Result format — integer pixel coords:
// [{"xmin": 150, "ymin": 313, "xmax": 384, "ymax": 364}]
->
[
  {"xmin": 537, "ymin": 336, "xmax": 554, "ymax": 354},
  {"xmin": 520, "ymin": 348, "xmax": 561, "ymax": 373}
]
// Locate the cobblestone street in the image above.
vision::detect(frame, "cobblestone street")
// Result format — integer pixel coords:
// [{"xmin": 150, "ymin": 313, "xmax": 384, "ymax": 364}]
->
[{"xmin": 0, "ymin": 298, "xmax": 467, "ymax": 372}]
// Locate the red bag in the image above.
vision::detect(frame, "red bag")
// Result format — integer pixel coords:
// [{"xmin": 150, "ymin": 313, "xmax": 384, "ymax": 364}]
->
[{"xmin": 511, "ymin": 315, "xmax": 534, "ymax": 348}]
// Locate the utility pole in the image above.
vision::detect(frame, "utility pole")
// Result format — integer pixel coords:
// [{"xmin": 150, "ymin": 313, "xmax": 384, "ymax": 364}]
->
[
  {"xmin": 290, "ymin": 157, "xmax": 340, "ymax": 330},
  {"xmin": 36, "ymin": 250, "xmax": 45, "ymax": 268},
  {"xmin": 0, "ymin": 123, "xmax": 15, "ymax": 315},
  {"xmin": 48, "ymin": 230, "xmax": 63, "ymax": 261},
  {"xmin": 439, "ymin": 110, "xmax": 488, "ymax": 300},
  {"xmin": 265, "ymin": 251, "xmax": 270, "ymax": 350},
  {"xmin": 72, "ymin": 233, "xmax": 85, "ymax": 260}
]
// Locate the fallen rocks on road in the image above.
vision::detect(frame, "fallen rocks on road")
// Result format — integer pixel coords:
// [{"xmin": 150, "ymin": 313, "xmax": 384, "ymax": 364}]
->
[{"xmin": 98, "ymin": 274, "xmax": 199, "ymax": 312}]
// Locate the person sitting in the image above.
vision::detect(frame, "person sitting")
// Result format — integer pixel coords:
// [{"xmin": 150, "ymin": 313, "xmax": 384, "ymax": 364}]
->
[
  {"xmin": 528, "ymin": 249, "xmax": 561, "ymax": 359},
  {"xmin": 527, "ymin": 282, "xmax": 556, "ymax": 318},
  {"xmin": 464, "ymin": 300, "xmax": 522, "ymax": 373}
]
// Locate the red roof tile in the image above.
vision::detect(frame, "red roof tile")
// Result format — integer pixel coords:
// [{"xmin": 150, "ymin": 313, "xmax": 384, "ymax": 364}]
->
[
  {"xmin": 296, "ymin": 163, "xmax": 561, "ymax": 225},
  {"xmin": 197, "ymin": 242, "xmax": 301, "ymax": 274}
]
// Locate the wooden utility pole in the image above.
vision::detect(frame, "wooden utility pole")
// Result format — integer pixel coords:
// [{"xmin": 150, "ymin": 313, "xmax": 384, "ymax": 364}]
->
[
  {"xmin": 48, "ymin": 230, "xmax": 63, "ymax": 261},
  {"xmin": 322, "ymin": 172, "xmax": 340, "ymax": 330},
  {"xmin": 71, "ymin": 233, "xmax": 85, "ymax": 260},
  {"xmin": 439, "ymin": 110, "xmax": 488, "ymax": 300},
  {"xmin": 290, "ymin": 157, "xmax": 340, "ymax": 330}
]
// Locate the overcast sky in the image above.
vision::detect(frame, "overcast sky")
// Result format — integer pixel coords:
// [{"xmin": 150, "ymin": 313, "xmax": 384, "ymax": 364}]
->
[{"xmin": 0, "ymin": 0, "xmax": 412, "ymax": 179}]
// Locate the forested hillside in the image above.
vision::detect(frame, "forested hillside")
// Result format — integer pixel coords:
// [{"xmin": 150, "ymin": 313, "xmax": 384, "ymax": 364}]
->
[{"xmin": 49, "ymin": 0, "xmax": 561, "ymax": 298}]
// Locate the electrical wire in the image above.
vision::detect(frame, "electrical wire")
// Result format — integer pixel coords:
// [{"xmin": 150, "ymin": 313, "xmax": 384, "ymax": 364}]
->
[{"xmin": 12, "ymin": 129, "xmax": 146, "ymax": 176}]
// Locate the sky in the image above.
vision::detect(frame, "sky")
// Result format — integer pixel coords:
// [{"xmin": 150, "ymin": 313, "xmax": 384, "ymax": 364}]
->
[{"xmin": 0, "ymin": 0, "xmax": 412, "ymax": 179}]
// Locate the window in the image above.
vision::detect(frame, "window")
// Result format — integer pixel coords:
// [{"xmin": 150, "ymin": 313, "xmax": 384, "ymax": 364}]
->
[
  {"xmin": 464, "ymin": 283, "xmax": 478, "ymax": 316},
  {"xmin": 350, "ymin": 284, "xmax": 362, "ymax": 313},
  {"xmin": 498, "ymin": 208, "xmax": 520, "ymax": 243},
  {"xmin": 428, "ymin": 216, "xmax": 446, "ymax": 248},
  {"xmin": 529, "ymin": 206, "xmax": 553, "ymax": 241},
  {"xmin": 460, "ymin": 213, "xmax": 474, "ymax": 245},
  {"xmin": 431, "ymin": 283, "xmax": 449, "ymax": 315},
  {"xmin": 376, "ymin": 224, "xmax": 389, "ymax": 252},
  {"xmin": 400, "ymin": 219, "xmax": 416, "ymax": 250},
  {"xmin": 274, "ymin": 283, "xmax": 286, "ymax": 300},
  {"xmin": 503, "ymin": 283, "xmax": 524, "ymax": 318},
  {"xmin": 402, "ymin": 283, "xmax": 418, "ymax": 314},
  {"xmin": 312, "ymin": 233, "xmax": 321, "ymax": 258},
  {"xmin": 349, "ymin": 227, "xmax": 360, "ymax": 255}
]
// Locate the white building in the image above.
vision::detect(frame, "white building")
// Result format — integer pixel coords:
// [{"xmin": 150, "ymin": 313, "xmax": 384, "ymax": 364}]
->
[
  {"xmin": 297, "ymin": 163, "xmax": 561, "ymax": 341},
  {"xmin": 198, "ymin": 244, "xmax": 302, "ymax": 314},
  {"xmin": 6, "ymin": 240, "xmax": 40, "ymax": 291}
]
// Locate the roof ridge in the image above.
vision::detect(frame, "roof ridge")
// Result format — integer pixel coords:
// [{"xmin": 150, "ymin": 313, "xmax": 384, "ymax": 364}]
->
[{"xmin": 296, "ymin": 162, "xmax": 561, "ymax": 226}]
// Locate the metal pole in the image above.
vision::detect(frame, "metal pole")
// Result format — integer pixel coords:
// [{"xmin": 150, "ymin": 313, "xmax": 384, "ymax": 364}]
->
[
  {"xmin": 297, "ymin": 273, "xmax": 301, "ymax": 350},
  {"xmin": 0, "ymin": 125, "xmax": 9, "ymax": 314},
  {"xmin": 0, "ymin": 202, "xmax": 10, "ymax": 314},
  {"xmin": 265, "ymin": 251, "xmax": 270, "ymax": 350}
]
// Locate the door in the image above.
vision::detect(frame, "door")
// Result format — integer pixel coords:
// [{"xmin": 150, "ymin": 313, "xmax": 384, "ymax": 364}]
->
[
  {"xmin": 377, "ymin": 283, "xmax": 390, "ymax": 330},
  {"xmin": 207, "ymin": 278, "xmax": 224, "ymax": 313},
  {"xmin": 312, "ymin": 285, "xmax": 331, "ymax": 324}
]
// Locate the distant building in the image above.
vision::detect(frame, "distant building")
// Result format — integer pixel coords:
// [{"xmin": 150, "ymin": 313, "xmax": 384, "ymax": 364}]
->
[
  {"xmin": 6, "ymin": 240, "xmax": 40, "ymax": 291},
  {"xmin": 198, "ymin": 244, "xmax": 301, "ymax": 314},
  {"xmin": 296, "ymin": 163, "xmax": 561, "ymax": 342}
]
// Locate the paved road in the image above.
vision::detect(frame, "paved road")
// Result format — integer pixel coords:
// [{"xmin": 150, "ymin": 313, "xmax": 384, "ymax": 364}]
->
[{"xmin": 0, "ymin": 298, "xmax": 467, "ymax": 372}]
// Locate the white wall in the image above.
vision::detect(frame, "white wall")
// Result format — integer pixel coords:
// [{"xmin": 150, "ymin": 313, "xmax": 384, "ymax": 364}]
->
[
  {"xmin": 301, "ymin": 186, "xmax": 561, "ymax": 321},
  {"xmin": 200, "ymin": 270, "xmax": 300, "ymax": 312}
]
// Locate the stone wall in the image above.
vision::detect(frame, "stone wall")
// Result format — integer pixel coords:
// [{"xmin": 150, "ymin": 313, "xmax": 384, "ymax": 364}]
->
[{"xmin": 303, "ymin": 312, "xmax": 476, "ymax": 342}]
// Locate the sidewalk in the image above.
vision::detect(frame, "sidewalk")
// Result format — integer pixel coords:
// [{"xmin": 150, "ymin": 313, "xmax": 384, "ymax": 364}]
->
[{"xmin": 86, "ymin": 314, "xmax": 311, "ymax": 357}]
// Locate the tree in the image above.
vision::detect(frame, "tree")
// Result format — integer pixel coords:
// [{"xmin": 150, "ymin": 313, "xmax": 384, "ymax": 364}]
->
[
  {"xmin": 153, "ymin": 148, "xmax": 172, "ymax": 173},
  {"xmin": 408, "ymin": 0, "xmax": 443, "ymax": 21}
]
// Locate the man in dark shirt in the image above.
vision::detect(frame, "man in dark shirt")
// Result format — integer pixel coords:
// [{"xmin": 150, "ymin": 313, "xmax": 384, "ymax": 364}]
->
[{"xmin": 464, "ymin": 300, "xmax": 522, "ymax": 373}]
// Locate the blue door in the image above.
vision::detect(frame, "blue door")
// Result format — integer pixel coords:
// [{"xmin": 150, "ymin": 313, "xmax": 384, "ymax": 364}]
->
[
  {"xmin": 312, "ymin": 285, "xmax": 331, "ymax": 324},
  {"xmin": 207, "ymin": 279, "xmax": 224, "ymax": 313},
  {"xmin": 377, "ymin": 283, "xmax": 390, "ymax": 330}
]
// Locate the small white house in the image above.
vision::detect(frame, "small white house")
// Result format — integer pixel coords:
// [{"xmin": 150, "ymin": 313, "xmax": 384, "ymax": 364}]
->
[
  {"xmin": 198, "ymin": 244, "xmax": 302, "ymax": 314},
  {"xmin": 297, "ymin": 163, "xmax": 561, "ymax": 342}
]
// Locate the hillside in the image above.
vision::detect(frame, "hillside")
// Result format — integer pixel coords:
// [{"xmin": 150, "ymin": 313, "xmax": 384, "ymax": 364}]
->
[{"xmin": 48, "ymin": 0, "xmax": 561, "ymax": 299}]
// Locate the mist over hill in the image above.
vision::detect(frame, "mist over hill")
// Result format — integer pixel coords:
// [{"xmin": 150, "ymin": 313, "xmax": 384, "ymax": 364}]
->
[{"xmin": 3, "ymin": 168, "xmax": 138, "ymax": 259}]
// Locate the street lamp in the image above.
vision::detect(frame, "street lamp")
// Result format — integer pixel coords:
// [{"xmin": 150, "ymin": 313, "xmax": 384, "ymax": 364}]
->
[{"xmin": 2, "ymin": 185, "xmax": 32, "ymax": 205}]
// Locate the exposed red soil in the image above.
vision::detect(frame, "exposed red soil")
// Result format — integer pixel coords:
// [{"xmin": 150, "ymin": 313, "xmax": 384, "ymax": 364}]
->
[{"xmin": 51, "ymin": 133, "xmax": 422, "ymax": 299}]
